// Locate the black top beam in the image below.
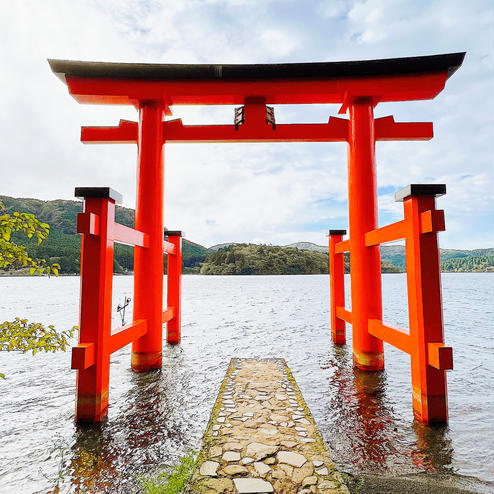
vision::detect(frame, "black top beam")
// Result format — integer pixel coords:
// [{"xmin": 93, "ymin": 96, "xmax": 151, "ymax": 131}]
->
[
  {"xmin": 49, "ymin": 52, "xmax": 465, "ymax": 83},
  {"xmin": 395, "ymin": 184, "xmax": 446, "ymax": 202},
  {"xmin": 74, "ymin": 187, "xmax": 123, "ymax": 204}
]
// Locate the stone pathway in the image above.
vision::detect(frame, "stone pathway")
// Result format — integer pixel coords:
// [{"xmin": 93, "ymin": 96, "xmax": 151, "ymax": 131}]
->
[{"xmin": 188, "ymin": 358, "xmax": 349, "ymax": 494}]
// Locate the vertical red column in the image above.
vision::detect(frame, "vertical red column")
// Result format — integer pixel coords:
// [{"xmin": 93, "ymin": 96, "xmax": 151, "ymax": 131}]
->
[
  {"xmin": 398, "ymin": 184, "xmax": 450, "ymax": 423},
  {"xmin": 329, "ymin": 229, "xmax": 346, "ymax": 344},
  {"xmin": 347, "ymin": 100, "xmax": 384, "ymax": 371},
  {"xmin": 132, "ymin": 101, "xmax": 166, "ymax": 372},
  {"xmin": 166, "ymin": 231, "xmax": 182, "ymax": 344},
  {"xmin": 74, "ymin": 187, "xmax": 121, "ymax": 422}
]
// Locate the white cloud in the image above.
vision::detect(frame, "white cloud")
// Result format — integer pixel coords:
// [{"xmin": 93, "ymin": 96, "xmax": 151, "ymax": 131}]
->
[{"xmin": 0, "ymin": 0, "xmax": 492, "ymax": 249}]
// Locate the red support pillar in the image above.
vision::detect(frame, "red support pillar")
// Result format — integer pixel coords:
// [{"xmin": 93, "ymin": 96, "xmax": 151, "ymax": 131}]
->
[
  {"xmin": 398, "ymin": 184, "xmax": 450, "ymax": 423},
  {"xmin": 329, "ymin": 230, "xmax": 346, "ymax": 344},
  {"xmin": 73, "ymin": 187, "xmax": 121, "ymax": 422},
  {"xmin": 166, "ymin": 231, "xmax": 182, "ymax": 344},
  {"xmin": 132, "ymin": 101, "xmax": 166, "ymax": 372},
  {"xmin": 347, "ymin": 100, "xmax": 384, "ymax": 371}
]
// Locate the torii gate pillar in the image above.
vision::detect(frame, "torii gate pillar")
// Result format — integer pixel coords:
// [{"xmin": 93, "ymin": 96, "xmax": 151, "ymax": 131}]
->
[
  {"xmin": 132, "ymin": 101, "xmax": 166, "ymax": 371},
  {"xmin": 347, "ymin": 100, "xmax": 384, "ymax": 371}
]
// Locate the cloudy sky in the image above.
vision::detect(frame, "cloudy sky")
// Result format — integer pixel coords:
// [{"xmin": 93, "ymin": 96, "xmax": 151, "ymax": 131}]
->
[{"xmin": 1, "ymin": 0, "xmax": 492, "ymax": 249}]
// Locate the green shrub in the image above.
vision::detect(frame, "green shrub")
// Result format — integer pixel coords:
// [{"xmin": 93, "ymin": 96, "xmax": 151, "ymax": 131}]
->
[{"xmin": 140, "ymin": 454, "xmax": 196, "ymax": 494}]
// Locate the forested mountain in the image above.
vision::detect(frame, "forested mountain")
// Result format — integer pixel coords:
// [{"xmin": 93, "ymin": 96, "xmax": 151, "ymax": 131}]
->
[
  {"xmin": 0, "ymin": 195, "xmax": 211, "ymax": 274},
  {"xmin": 1, "ymin": 195, "xmax": 491, "ymax": 275}
]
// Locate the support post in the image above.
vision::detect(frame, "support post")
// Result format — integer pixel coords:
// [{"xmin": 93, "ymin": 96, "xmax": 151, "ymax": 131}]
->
[
  {"xmin": 166, "ymin": 231, "xmax": 182, "ymax": 344},
  {"xmin": 329, "ymin": 230, "xmax": 346, "ymax": 344},
  {"xmin": 397, "ymin": 184, "xmax": 450, "ymax": 423},
  {"xmin": 347, "ymin": 100, "xmax": 384, "ymax": 371},
  {"xmin": 132, "ymin": 101, "xmax": 166, "ymax": 372},
  {"xmin": 74, "ymin": 187, "xmax": 122, "ymax": 422}
]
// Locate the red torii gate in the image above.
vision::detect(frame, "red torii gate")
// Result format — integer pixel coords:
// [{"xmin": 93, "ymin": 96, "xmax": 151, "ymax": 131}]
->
[{"xmin": 49, "ymin": 52, "xmax": 464, "ymax": 424}]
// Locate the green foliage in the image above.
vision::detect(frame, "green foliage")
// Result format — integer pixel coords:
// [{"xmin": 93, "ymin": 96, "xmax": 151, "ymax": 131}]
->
[
  {"xmin": 380, "ymin": 259, "xmax": 401, "ymax": 273},
  {"xmin": 140, "ymin": 454, "xmax": 196, "ymax": 494},
  {"xmin": 0, "ymin": 200, "xmax": 59, "ymax": 275},
  {"xmin": 441, "ymin": 254, "xmax": 494, "ymax": 272},
  {"xmin": 201, "ymin": 244, "xmax": 404, "ymax": 275},
  {"xmin": 0, "ymin": 318, "xmax": 75, "ymax": 356},
  {"xmin": 201, "ymin": 243, "xmax": 331, "ymax": 275},
  {"xmin": 0, "ymin": 199, "xmax": 76, "ymax": 378}
]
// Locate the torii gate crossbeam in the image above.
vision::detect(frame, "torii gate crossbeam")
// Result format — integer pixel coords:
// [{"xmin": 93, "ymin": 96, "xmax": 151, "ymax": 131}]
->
[{"xmin": 49, "ymin": 52, "xmax": 465, "ymax": 424}]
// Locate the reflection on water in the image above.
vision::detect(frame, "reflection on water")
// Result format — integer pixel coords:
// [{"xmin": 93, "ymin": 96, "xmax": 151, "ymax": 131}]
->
[
  {"xmin": 0, "ymin": 274, "xmax": 492, "ymax": 493},
  {"xmin": 67, "ymin": 351, "xmax": 196, "ymax": 493},
  {"xmin": 70, "ymin": 426, "xmax": 117, "ymax": 493},
  {"xmin": 411, "ymin": 421, "xmax": 453, "ymax": 474},
  {"xmin": 322, "ymin": 344, "xmax": 456, "ymax": 478},
  {"xmin": 322, "ymin": 346, "xmax": 404, "ymax": 473}
]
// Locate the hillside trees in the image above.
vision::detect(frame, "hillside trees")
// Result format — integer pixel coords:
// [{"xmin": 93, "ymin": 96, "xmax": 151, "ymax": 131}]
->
[{"xmin": 200, "ymin": 244, "xmax": 331, "ymax": 275}]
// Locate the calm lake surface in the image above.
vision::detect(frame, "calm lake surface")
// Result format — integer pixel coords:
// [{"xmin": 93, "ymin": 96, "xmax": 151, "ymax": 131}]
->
[{"xmin": 0, "ymin": 273, "xmax": 493, "ymax": 493}]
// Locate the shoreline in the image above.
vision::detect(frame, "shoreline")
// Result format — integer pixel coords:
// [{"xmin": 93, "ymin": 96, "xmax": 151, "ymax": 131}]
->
[
  {"xmin": 1, "ymin": 271, "xmax": 493, "ymax": 278},
  {"xmin": 344, "ymin": 472, "xmax": 493, "ymax": 494}
]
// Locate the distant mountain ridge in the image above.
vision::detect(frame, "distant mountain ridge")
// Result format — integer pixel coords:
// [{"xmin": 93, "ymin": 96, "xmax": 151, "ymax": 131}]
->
[
  {"xmin": 209, "ymin": 243, "xmax": 236, "ymax": 251},
  {"xmin": 1, "ymin": 196, "xmax": 492, "ymax": 274},
  {"xmin": 286, "ymin": 242, "xmax": 494, "ymax": 272}
]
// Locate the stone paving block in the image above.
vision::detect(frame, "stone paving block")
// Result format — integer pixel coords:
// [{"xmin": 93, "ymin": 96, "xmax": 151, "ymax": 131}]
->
[
  {"xmin": 233, "ymin": 477, "xmax": 274, "ymax": 493},
  {"xmin": 199, "ymin": 460, "xmax": 219, "ymax": 477}
]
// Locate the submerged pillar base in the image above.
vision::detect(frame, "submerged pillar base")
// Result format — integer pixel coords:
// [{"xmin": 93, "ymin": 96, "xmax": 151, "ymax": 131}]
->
[
  {"xmin": 413, "ymin": 387, "xmax": 449, "ymax": 424},
  {"xmin": 131, "ymin": 351, "xmax": 162, "ymax": 372},
  {"xmin": 353, "ymin": 350, "xmax": 384, "ymax": 371},
  {"xmin": 75, "ymin": 390, "xmax": 109, "ymax": 423}
]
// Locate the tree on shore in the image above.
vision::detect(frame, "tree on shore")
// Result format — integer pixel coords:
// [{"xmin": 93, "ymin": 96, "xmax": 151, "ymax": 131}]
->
[{"xmin": 0, "ymin": 200, "xmax": 74, "ymax": 378}]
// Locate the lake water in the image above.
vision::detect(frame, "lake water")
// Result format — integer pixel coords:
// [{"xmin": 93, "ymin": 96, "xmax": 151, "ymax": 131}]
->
[{"xmin": 0, "ymin": 273, "xmax": 493, "ymax": 493}]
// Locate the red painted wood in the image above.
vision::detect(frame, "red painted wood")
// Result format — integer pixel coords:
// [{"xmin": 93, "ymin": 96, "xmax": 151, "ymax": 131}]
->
[
  {"xmin": 374, "ymin": 116, "xmax": 433, "ymax": 141},
  {"xmin": 80, "ymin": 115, "xmax": 433, "ymax": 145},
  {"xmin": 162, "ymin": 307, "xmax": 175, "ymax": 323},
  {"xmin": 163, "ymin": 240, "xmax": 175, "ymax": 254},
  {"xmin": 329, "ymin": 233, "xmax": 346, "ymax": 344},
  {"xmin": 110, "ymin": 319, "xmax": 147, "ymax": 354},
  {"xmin": 347, "ymin": 101, "xmax": 384, "ymax": 371},
  {"xmin": 113, "ymin": 222, "xmax": 149, "ymax": 247},
  {"xmin": 75, "ymin": 196, "xmax": 115, "ymax": 423},
  {"xmin": 428, "ymin": 343, "xmax": 453, "ymax": 370},
  {"xmin": 368, "ymin": 319, "xmax": 411, "ymax": 354},
  {"xmin": 365, "ymin": 219, "xmax": 407, "ymax": 246},
  {"xmin": 336, "ymin": 306, "xmax": 353, "ymax": 325},
  {"xmin": 65, "ymin": 72, "xmax": 449, "ymax": 106},
  {"xmin": 132, "ymin": 102, "xmax": 166, "ymax": 372},
  {"xmin": 166, "ymin": 234, "xmax": 182, "ymax": 344},
  {"xmin": 404, "ymin": 194, "xmax": 450, "ymax": 423},
  {"xmin": 71, "ymin": 343, "xmax": 95, "ymax": 370},
  {"xmin": 76, "ymin": 212, "xmax": 100, "ymax": 236},
  {"xmin": 334, "ymin": 239, "xmax": 350, "ymax": 254}
]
